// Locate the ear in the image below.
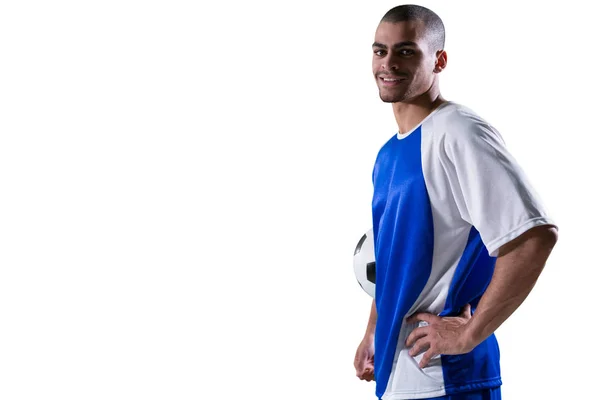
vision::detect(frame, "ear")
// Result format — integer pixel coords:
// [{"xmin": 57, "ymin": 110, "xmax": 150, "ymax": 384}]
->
[{"xmin": 434, "ymin": 50, "xmax": 447, "ymax": 73}]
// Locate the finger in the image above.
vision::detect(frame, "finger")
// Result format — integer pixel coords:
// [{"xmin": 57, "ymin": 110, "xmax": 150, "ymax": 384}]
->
[
  {"xmin": 419, "ymin": 348, "xmax": 438, "ymax": 369},
  {"xmin": 408, "ymin": 337, "xmax": 430, "ymax": 357},
  {"xmin": 355, "ymin": 360, "xmax": 366, "ymax": 376},
  {"xmin": 461, "ymin": 303, "xmax": 472, "ymax": 318},
  {"xmin": 355, "ymin": 355, "xmax": 371, "ymax": 375},
  {"xmin": 358, "ymin": 367, "xmax": 374, "ymax": 381},
  {"xmin": 406, "ymin": 312, "xmax": 437, "ymax": 325},
  {"xmin": 356, "ymin": 367, "xmax": 367, "ymax": 378},
  {"xmin": 405, "ymin": 326, "xmax": 428, "ymax": 347}
]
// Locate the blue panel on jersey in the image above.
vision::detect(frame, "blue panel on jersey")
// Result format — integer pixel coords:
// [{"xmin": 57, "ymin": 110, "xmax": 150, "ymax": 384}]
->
[
  {"xmin": 371, "ymin": 127, "xmax": 434, "ymax": 399},
  {"xmin": 440, "ymin": 227, "xmax": 502, "ymax": 391},
  {"xmin": 440, "ymin": 227, "xmax": 496, "ymax": 316}
]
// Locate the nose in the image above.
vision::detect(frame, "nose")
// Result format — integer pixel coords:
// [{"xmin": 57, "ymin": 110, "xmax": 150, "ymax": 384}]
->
[{"xmin": 381, "ymin": 55, "xmax": 399, "ymax": 71}]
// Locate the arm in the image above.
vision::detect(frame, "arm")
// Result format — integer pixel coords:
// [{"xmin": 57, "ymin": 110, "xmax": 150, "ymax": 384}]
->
[
  {"xmin": 406, "ymin": 224, "xmax": 558, "ymax": 368},
  {"xmin": 463, "ymin": 224, "xmax": 558, "ymax": 345},
  {"xmin": 354, "ymin": 299, "xmax": 377, "ymax": 381},
  {"xmin": 364, "ymin": 299, "xmax": 377, "ymax": 339}
]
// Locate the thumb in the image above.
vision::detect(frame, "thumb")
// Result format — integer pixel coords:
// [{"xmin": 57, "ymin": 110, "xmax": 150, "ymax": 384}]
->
[{"xmin": 461, "ymin": 303, "xmax": 472, "ymax": 318}]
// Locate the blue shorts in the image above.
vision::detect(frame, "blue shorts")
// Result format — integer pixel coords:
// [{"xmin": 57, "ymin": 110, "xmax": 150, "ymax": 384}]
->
[{"xmin": 421, "ymin": 387, "xmax": 501, "ymax": 400}]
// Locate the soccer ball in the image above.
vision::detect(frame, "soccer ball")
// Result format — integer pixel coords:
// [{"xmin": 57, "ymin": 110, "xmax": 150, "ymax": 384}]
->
[{"xmin": 354, "ymin": 228, "xmax": 376, "ymax": 298}]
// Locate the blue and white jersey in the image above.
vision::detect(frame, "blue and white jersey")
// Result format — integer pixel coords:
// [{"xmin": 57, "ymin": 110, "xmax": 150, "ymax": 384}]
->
[{"xmin": 371, "ymin": 101, "xmax": 556, "ymax": 399}]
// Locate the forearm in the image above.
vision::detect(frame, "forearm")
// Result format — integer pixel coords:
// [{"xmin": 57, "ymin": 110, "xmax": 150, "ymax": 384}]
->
[
  {"xmin": 464, "ymin": 225, "xmax": 558, "ymax": 346},
  {"xmin": 364, "ymin": 299, "xmax": 377, "ymax": 339}
]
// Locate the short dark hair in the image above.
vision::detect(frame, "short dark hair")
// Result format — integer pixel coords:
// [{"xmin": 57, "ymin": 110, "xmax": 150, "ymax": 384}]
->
[{"xmin": 381, "ymin": 4, "xmax": 445, "ymax": 53}]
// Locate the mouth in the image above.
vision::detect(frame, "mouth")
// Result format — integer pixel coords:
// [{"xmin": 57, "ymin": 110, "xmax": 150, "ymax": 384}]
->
[{"xmin": 378, "ymin": 76, "xmax": 406, "ymax": 87}]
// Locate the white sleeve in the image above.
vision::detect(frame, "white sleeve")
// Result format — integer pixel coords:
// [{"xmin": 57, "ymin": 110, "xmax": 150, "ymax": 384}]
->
[{"xmin": 439, "ymin": 116, "xmax": 557, "ymax": 257}]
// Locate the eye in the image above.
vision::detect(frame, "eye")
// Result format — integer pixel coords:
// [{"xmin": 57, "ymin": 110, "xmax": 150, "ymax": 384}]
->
[
  {"xmin": 399, "ymin": 49, "xmax": 415, "ymax": 56},
  {"xmin": 373, "ymin": 49, "xmax": 386, "ymax": 57}
]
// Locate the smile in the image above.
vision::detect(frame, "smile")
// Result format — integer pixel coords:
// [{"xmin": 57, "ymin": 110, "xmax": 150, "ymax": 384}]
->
[{"xmin": 379, "ymin": 76, "xmax": 406, "ymax": 86}]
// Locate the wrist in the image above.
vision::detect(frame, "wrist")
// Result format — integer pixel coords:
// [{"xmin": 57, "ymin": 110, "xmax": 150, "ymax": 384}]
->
[{"xmin": 461, "ymin": 319, "xmax": 484, "ymax": 351}]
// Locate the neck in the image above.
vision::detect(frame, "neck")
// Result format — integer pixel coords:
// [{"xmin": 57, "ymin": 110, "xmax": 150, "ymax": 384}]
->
[{"xmin": 392, "ymin": 79, "xmax": 446, "ymax": 134}]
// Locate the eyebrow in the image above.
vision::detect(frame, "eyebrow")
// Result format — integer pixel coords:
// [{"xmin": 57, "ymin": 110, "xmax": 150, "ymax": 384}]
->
[{"xmin": 372, "ymin": 41, "xmax": 418, "ymax": 49}]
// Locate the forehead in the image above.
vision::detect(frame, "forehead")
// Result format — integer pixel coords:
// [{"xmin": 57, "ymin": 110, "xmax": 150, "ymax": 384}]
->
[{"xmin": 374, "ymin": 20, "xmax": 428, "ymax": 48}]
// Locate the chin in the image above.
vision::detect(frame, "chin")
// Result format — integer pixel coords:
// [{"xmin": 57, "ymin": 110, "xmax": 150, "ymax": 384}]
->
[{"xmin": 379, "ymin": 91, "xmax": 407, "ymax": 103}]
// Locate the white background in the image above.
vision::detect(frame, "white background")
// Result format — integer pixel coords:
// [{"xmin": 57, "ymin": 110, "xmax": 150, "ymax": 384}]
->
[{"xmin": 0, "ymin": 1, "xmax": 597, "ymax": 399}]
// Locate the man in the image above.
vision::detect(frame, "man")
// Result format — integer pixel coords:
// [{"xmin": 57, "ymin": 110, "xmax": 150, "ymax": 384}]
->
[{"xmin": 353, "ymin": 5, "xmax": 558, "ymax": 400}]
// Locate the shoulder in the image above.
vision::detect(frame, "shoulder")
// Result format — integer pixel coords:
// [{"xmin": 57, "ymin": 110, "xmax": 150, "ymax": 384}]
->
[{"xmin": 426, "ymin": 101, "xmax": 506, "ymax": 152}]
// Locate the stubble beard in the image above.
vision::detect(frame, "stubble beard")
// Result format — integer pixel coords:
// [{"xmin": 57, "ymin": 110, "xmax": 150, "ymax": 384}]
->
[
  {"xmin": 379, "ymin": 90, "xmax": 406, "ymax": 103},
  {"xmin": 378, "ymin": 86, "xmax": 413, "ymax": 103},
  {"xmin": 376, "ymin": 77, "xmax": 415, "ymax": 103},
  {"xmin": 378, "ymin": 79, "xmax": 426, "ymax": 103}
]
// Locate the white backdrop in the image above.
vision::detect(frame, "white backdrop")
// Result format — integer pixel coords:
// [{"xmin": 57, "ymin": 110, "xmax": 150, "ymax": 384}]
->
[{"xmin": 0, "ymin": 1, "xmax": 597, "ymax": 399}]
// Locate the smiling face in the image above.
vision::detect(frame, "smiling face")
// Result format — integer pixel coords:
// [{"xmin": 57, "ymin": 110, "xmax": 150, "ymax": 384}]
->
[{"xmin": 372, "ymin": 20, "xmax": 444, "ymax": 103}]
